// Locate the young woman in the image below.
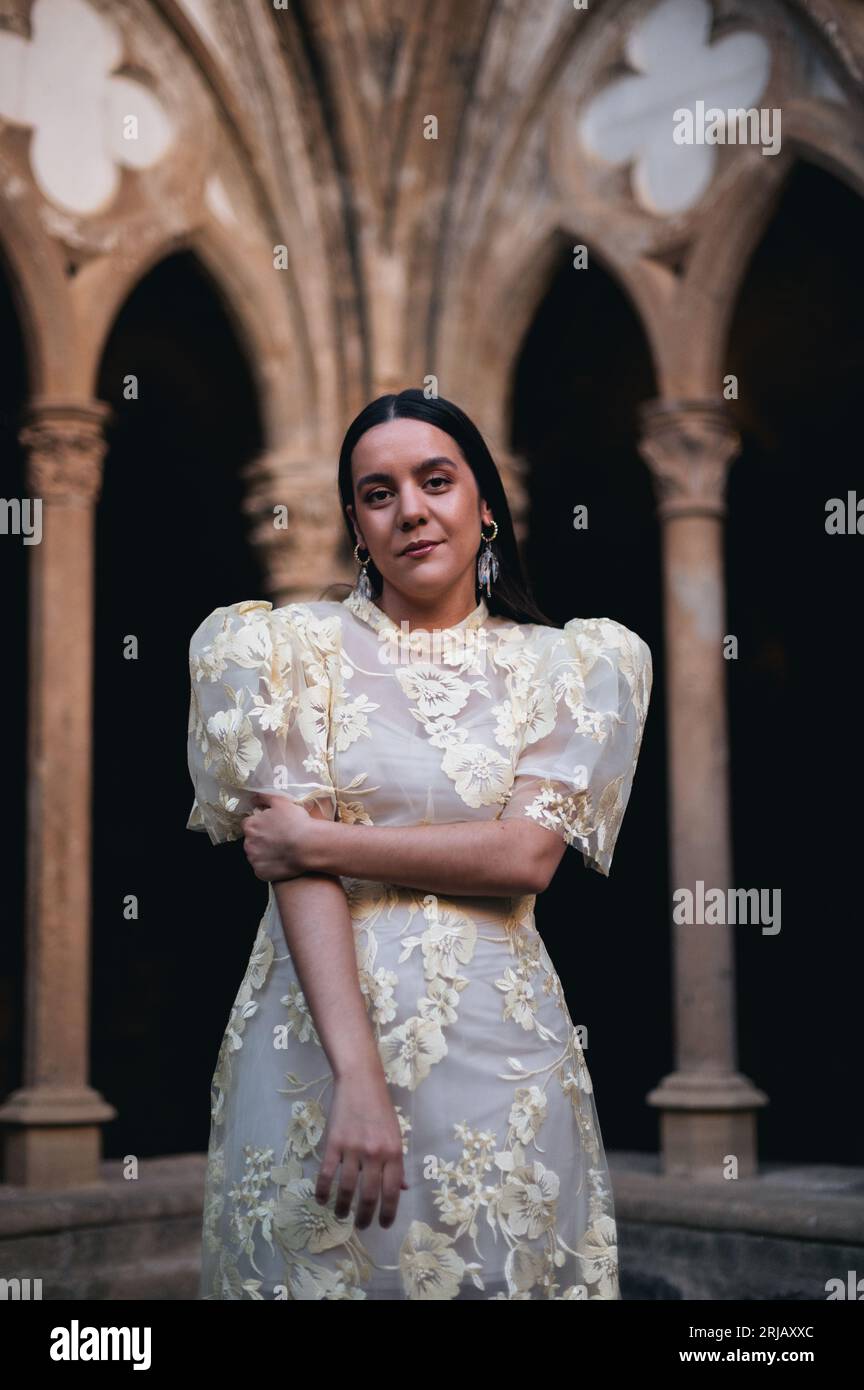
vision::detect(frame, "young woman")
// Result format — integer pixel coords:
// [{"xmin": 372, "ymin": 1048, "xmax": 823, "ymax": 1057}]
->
[{"xmin": 187, "ymin": 389, "xmax": 652, "ymax": 1300}]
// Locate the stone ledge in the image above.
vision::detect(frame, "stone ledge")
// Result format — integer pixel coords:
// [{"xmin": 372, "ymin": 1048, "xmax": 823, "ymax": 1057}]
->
[
  {"xmin": 0, "ymin": 1154, "xmax": 206, "ymax": 1238},
  {"xmin": 3, "ymin": 1152, "xmax": 861, "ymax": 1244},
  {"xmin": 609, "ymin": 1151, "xmax": 864, "ymax": 1245}
]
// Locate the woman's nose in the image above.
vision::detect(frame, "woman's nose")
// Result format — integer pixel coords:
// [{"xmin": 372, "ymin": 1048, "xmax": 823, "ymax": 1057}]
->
[{"xmin": 396, "ymin": 492, "xmax": 428, "ymax": 528}]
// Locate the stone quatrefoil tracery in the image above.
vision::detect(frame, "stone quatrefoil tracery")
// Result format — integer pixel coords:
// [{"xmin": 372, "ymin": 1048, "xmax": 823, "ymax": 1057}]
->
[
  {"xmin": 0, "ymin": 0, "xmax": 173, "ymax": 216},
  {"xmin": 579, "ymin": 0, "xmax": 770, "ymax": 216}
]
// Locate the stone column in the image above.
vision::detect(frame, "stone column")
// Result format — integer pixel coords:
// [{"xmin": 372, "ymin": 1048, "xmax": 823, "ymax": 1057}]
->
[
  {"xmin": 638, "ymin": 399, "xmax": 768, "ymax": 1179},
  {"xmin": 0, "ymin": 399, "xmax": 117, "ymax": 1188},
  {"xmin": 240, "ymin": 449, "xmax": 346, "ymax": 605}
]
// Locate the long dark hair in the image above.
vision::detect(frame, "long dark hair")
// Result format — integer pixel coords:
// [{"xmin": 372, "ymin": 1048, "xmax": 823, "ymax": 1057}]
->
[{"xmin": 319, "ymin": 389, "xmax": 557, "ymax": 627}]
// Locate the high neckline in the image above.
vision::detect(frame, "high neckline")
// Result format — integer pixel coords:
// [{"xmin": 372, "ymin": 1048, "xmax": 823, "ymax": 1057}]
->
[{"xmin": 342, "ymin": 586, "xmax": 489, "ymax": 637}]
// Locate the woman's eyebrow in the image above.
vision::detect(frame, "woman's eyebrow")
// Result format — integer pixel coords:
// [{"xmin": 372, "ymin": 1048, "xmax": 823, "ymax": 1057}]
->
[{"xmin": 356, "ymin": 456, "xmax": 458, "ymax": 489}]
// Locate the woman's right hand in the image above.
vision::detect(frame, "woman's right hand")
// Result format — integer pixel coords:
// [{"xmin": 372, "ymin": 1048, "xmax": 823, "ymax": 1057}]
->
[{"xmin": 314, "ymin": 1069, "xmax": 409, "ymax": 1230}]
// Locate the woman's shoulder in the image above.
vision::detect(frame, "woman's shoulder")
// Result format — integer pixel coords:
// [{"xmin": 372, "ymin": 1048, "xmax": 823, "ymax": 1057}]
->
[
  {"xmin": 522, "ymin": 615, "xmax": 652, "ymax": 669},
  {"xmin": 275, "ymin": 598, "xmax": 347, "ymax": 625},
  {"xmin": 189, "ymin": 597, "xmax": 345, "ymax": 654},
  {"xmin": 567, "ymin": 614, "xmax": 649, "ymax": 651},
  {"xmin": 188, "ymin": 598, "xmax": 270, "ymax": 651}
]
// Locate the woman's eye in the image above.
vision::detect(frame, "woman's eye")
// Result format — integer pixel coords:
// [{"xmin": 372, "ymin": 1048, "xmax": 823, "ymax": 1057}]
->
[{"xmin": 365, "ymin": 477, "xmax": 449, "ymax": 504}]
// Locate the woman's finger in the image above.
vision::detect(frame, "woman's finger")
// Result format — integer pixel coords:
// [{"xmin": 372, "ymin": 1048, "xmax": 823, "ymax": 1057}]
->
[
  {"xmin": 379, "ymin": 1157, "xmax": 405, "ymax": 1228},
  {"xmin": 354, "ymin": 1156, "xmax": 384, "ymax": 1230},
  {"xmin": 334, "ymin": 1151, "xmax": 359, "ymax": 1221},
  {"xmin": 314, "ymin": 1143, "xmax": 340, "ymax": 1207}
]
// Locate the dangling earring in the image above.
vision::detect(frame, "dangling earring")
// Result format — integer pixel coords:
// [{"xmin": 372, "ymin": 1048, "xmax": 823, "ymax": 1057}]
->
[
  {"xmin": 477, "ymin": 519, "xmax": 499, "ymax": 597},
  {"xmin": 354, "ymin": 541, "xmax": 373, "ymax": 601}
]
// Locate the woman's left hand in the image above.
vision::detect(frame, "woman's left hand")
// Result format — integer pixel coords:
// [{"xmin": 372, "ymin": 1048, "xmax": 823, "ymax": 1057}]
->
[{"xmin": 242, "ymin": 793, "xmax": 317, "ymax": 881}]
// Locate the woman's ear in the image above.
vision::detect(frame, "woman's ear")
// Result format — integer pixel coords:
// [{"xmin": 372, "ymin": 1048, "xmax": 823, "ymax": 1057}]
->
[{"xmin": 345, "ymin": 504, "xmax": 363, "ymax": 548}]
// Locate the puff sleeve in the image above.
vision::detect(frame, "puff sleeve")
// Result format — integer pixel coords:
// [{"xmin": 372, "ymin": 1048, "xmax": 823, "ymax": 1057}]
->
[
  {"xmin": 500, "ymin": 617, "xmax": 652, "ymax": 876},
  {"xmin": 186, "ymin": 599, "xmax": 340, "ymax": 846}
]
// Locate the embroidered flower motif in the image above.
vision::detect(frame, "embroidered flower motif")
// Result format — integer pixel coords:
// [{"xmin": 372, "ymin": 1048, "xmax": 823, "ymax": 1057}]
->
[
  {"xmin": 494, "ymin": 966, "xmax": 538, "ymax": 1032},
  {"xmin": 335, "ymin": 796, "xmax": 375, "ymax": 825},
  {"xmin": 286, "ymin": 1100, "xmax": 327, "ymax": 1158},
  {"xmin": 575, "ymin": 1213, "xmax": 619, "ymax": 1299},
  {"xmin": 204, "ymin": 705, "xmax": 264, "ymax": 785},
  {"xmin": 524, "ymin": 781, "xmax": 592, "ymax": 847},
  {"xmin": 279, "ymin": 982, "xmax": 321, "ymax": 1047},
  {"xmin": 491, "ymin": 696, "xmax": 523, "ymax": 749},
  {"xmin": 378, "ymin": 1015, "xmax": 449, "ymax": 1090},
  {"xmin": 358, "ymin": 965, "xmax": 399, "ymax": 1026},
  {"xmin": 508, "ymin": 1086, "xmax": 549, "ymax": 1145},
  {"xmin": 273, "ymin": 1177, "xmax": 354, "ymax": 1254},
  {"xmin": 418, "ymin": 714, "xmax": 468, "ymax": 750},
  {"xmin": 440, "ymin": 740, "xmax": 513, "ymax": 808},
  {"xmin": 330, "ymin": 691, "xmax": 379, "ymax": 751},
  {"xmin": 419, "ymin": 899, "xmax": 478, "ymax": 980},
  {"xmin": 398, "ymin": 1220, "xmax": 467, "ymax": 1300},
  {"xmin": 521, "ymin": 679, "xmax": 557, "ymax": 746},
  {"xmin": 252, "ymin": 689, "xmax": 294, "ymax": 735},
  {"xmin": 497, "ymin": 1156, "xmax": 560, "ymax": 1240},
  {"xmin": 561, "ymin": 1053, "xmax": 594, "ymax": 1100},
  {"xmin": 209, "ymin": 923, "xmax": 274, "ymax": 1126},
  {"xmin": 394, "ymin": 664, "xmax": 473, "ymax": 718},
  {"xmin": 418, "ymin": 975, "xmax": 463, "ymax": 1028}
]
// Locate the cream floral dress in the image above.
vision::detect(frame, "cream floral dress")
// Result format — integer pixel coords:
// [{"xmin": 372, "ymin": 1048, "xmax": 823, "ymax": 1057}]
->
[{"xmin": 186, "ymin": 585, "xmax": 652, "ymax": 1300}]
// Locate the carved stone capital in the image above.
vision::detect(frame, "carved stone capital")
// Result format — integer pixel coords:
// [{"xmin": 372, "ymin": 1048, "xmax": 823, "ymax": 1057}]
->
[
  {"xmin": 19, "ymin": 400, "xmax": 113, "ymax": 506},
  {"xmin": 638, "ymin": 400, "xmax": 741, "ymax": 521}
]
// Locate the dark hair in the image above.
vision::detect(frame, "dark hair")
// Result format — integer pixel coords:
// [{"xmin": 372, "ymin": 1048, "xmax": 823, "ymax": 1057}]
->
[{"xmin": 319, "ymin": 389, "xmax": 557, "ymax": 627}]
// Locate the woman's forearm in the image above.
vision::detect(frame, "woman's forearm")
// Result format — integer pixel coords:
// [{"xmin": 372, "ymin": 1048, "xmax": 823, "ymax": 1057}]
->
[
  {"xmin": 304, "ymin": 819, "xmax": 543, "ymax": 897},
  {"xmin": 272, "ymin": 875, "xmax": 382, "ymax": 1082}
]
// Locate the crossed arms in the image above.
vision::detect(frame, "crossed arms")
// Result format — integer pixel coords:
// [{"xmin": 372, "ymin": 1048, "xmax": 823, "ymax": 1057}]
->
[{"xmin": 243, "ymin": 797, "xmax": 567, "ymax": 899}]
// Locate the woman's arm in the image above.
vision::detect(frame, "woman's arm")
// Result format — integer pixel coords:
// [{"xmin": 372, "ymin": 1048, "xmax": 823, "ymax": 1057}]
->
[
  {"xmin": 271, "ymin": 871, "xmax": 407, "ymax": 1229},
  {"xmin": 272, "ymin": 873, "xmax": 379, "ymax": 1081},
  {"xmin": 242, "ymin": 794, "xmax": 565, "ymax": 896},
  {"xmin": 302, "ymin": 819, "xmax": 565, "ymax": 896}
]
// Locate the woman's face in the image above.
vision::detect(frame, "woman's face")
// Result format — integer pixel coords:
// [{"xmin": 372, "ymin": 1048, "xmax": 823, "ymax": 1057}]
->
[{"xmin": 346, "ymin": 418, "xmax": 494, "ymax": 603}]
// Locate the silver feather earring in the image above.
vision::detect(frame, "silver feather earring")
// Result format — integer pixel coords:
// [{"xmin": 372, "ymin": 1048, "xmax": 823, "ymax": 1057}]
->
[
  {"xmin": 477, "ymin": 520, "xmax": 499, "ymax": 597},
  {"xmin": 354, "ymin": 541, "xmax": 373, "ymax": 601}
]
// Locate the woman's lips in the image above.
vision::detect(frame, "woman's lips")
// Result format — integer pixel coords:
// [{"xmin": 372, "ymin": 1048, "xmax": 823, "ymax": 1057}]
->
[{"xmin": 401, "ymin": 541, "xmax": 443, "ymax": 558}]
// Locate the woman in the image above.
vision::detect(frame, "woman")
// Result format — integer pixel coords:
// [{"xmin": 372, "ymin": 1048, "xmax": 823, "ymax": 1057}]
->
[{"xmin": 187, "ymin": 389, "xmax": 652, "ymax": 1300}]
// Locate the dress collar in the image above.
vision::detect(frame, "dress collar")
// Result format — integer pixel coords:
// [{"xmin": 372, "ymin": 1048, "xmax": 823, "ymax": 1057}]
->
[{"xmin": 342, "ymin": 586, "xmax": 489, "ymax": 637}]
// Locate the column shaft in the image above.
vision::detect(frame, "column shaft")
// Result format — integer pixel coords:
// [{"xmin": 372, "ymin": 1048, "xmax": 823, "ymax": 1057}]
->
[
  {"xmin": 0, "ymin": 400, "xmax": 117, "ymax": 1188},
  {"xmin": 639, "ymin": 400, "xmax": 768, "ymax": 1179}
]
